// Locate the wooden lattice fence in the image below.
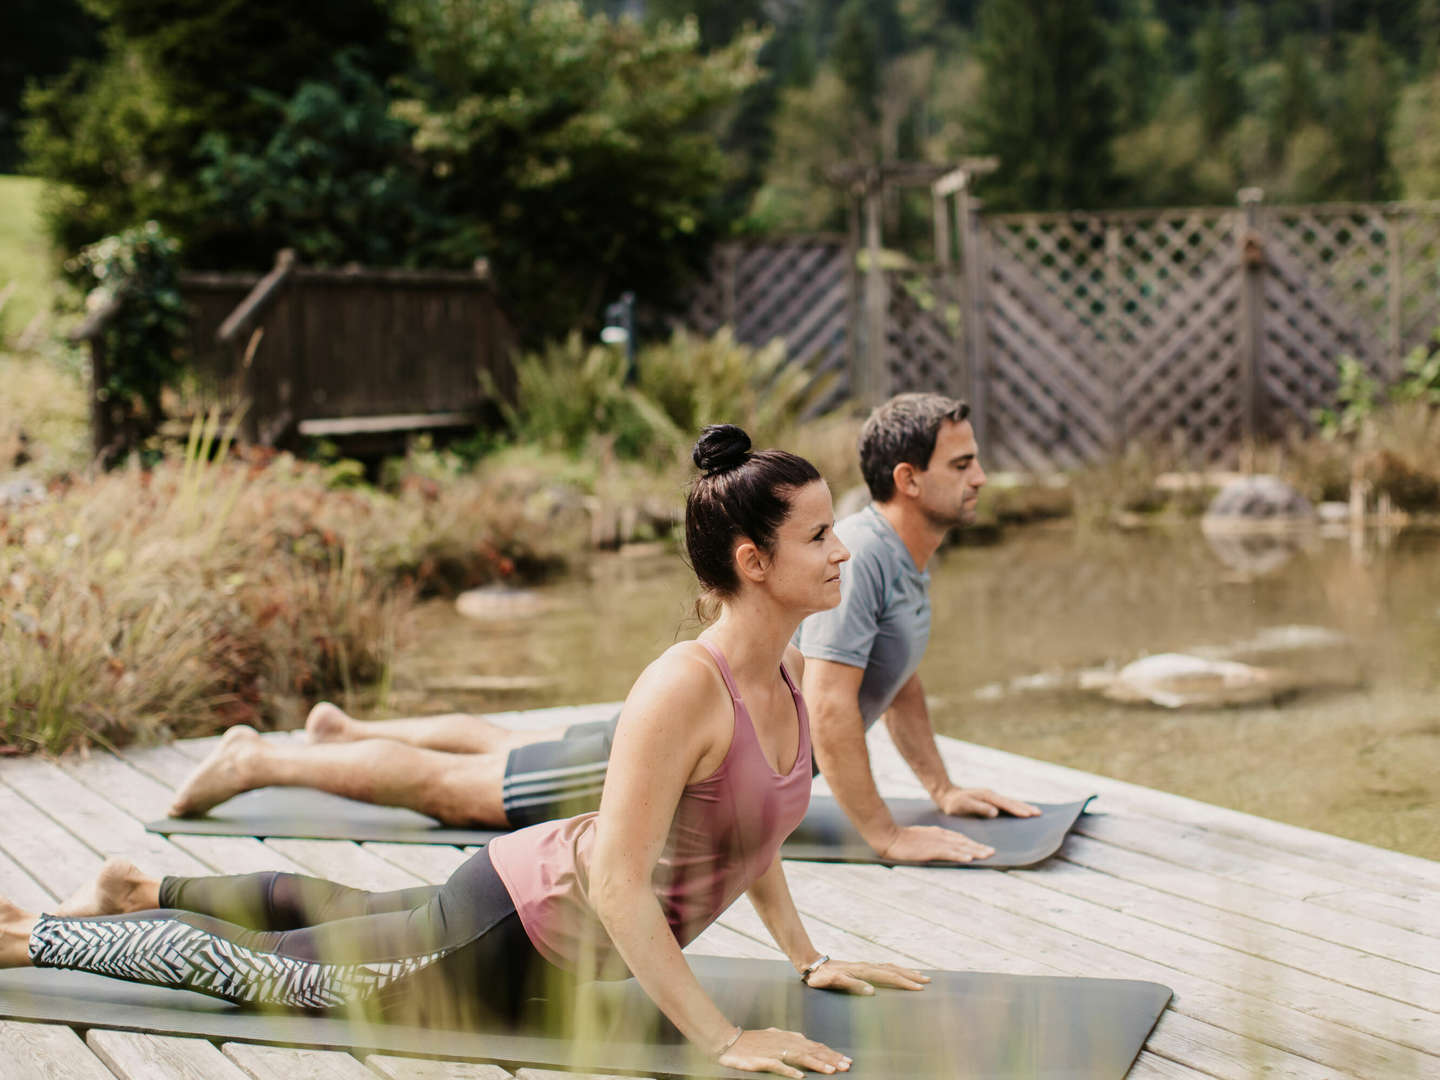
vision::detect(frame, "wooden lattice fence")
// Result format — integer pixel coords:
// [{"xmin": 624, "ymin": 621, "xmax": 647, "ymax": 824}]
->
[
  {"xmin": 683, "ymin": 202, "xmax": 1440, "ymax": 469},
  {"xmin": 685, "ymin": 236, "xmax": 852, "ymax": 398},
  {"xmin": 974, "ymin": 202, "xmax": 1440, "ymax": 467}
]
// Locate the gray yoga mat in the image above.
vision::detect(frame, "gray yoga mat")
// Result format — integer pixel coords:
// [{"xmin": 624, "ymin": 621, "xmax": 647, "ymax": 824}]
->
[
  {"xmin": 0, "ymin": 956, "xmax": 1170, "ymax": 1079},
  {"xmin": 149, "ymin": 791, "xmax": 1095, "ymax": 868}
]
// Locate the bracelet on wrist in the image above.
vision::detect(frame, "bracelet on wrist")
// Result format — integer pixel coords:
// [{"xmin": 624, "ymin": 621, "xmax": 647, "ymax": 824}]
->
[
  {"xmin": 799, "ymin": 953, "xmax": 830, "ymax": 983},
  {"xmin": 714, "ymin": 1025, "xmax": 743, "ymax": 1058}
]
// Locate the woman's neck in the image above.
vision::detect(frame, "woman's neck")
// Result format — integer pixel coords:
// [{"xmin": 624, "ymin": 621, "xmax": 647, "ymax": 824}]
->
[{"xmin": 701, "ymin": 598, "xmax": 799, "ymax": 684}]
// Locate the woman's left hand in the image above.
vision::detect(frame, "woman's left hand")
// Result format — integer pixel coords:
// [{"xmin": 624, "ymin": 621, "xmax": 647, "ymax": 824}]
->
[{"xmin": 802, "ymin": 959, "xmax": 930, "ymax": 994}]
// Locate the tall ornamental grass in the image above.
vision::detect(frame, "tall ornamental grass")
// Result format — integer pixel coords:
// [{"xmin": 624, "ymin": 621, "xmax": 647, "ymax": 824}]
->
[{"xmin": 0, "ymin": 415, "xmax": 582, "ymax": 755}]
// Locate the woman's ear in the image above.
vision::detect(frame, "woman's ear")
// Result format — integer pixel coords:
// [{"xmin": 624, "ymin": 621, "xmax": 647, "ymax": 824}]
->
[{"xmin": 734, "ymin": 539, "xmax": 768, "ymax": 584}]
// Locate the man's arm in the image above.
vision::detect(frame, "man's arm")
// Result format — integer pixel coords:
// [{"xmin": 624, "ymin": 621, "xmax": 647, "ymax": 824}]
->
[
  {"xmin": 884, "ymin": 673, "xmax": 1039, "ymax": 819},
  {"xmin": 803, "ymin": 659, "xmax": 998, "ymax": 863}
]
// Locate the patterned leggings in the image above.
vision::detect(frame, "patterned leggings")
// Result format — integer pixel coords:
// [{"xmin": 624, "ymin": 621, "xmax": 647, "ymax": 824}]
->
[{"xmin": 27, "ymin": 848, "xmax": 561, "ymax": 1025}]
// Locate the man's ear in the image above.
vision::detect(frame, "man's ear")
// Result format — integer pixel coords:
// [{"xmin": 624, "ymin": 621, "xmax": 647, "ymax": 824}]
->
[
  {"xmin": 734, "ymin": 539, "xmax": 768, "ymax": 584},
  {"xmin": 891, "ymin": 461, "xmax": 921, "ymax": 498}
]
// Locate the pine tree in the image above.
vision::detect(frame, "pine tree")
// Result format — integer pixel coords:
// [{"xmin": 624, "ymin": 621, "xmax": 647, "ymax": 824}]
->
[
  {"xmin": 1194, "ymin": 4, "xmax": 1244, "ymax": 144},
  {"xmin": 971, "ymin": 0, "xmax": 1118, "ymax": 210}
]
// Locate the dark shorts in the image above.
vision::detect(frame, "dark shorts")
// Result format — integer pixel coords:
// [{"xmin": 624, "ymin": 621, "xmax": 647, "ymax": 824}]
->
[{"xmin": 501, "ymin": 714, "xmax": 620, "ymax": 828}]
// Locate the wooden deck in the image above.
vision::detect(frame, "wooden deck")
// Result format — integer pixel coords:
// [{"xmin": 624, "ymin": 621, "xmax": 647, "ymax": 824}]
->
[{"xmin": 0, "ymin": 704, "xmax": 1436, "ymax": 1079}]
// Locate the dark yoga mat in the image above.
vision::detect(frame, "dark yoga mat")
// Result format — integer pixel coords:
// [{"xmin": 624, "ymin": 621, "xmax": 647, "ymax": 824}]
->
[
  {"xmin": 0, "ymin": 956, "xmax": 1170, "ymax": 1079},
  {"xmin": 149, "ymin": 791, "xmax": 1095, "ymax": 869}
]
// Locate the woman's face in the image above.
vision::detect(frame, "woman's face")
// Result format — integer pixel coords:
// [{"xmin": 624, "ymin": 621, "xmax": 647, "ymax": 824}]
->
[{"xmin": 753, "ymin": 480, "xmax": 850, "ymax": 615}]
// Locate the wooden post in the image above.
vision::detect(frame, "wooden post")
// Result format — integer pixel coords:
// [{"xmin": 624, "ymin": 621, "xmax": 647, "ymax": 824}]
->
[
  {"xmin": 1237, "ymin": 188, "xmax": 1266, "ymax": 449},
  {"xmin": 68, "ymin": 291, "xmax": 124, "ymax": 463},
  {"xmin": 956, "ymin": 178, "xmax": 989, "ymax": 448},
  {"xmin": 1105, "ymin": 224, "xmax": 1125, "ymax": 455},
  {"xmin": 89, "ymin": 336, "xmax": 114, "ymax": 460},
  {"xmin": 845, "ymin": 192, "xmax": 864, "ymax": 407},
  {"xmin": 931, "ymin": 174, "xmax": 964, "ymax": 399},
  {"xmin": 1387, "ymin": 211, "xmax": 1403, "ymax": 380},
  {"xmin": 863, "ymin": 177, "xmax": 886, "ymax": 407}
]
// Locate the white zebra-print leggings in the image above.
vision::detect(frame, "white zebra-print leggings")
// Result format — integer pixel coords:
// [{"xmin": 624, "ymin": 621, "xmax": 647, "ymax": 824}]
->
[{"xmin": 28, "ymin": 848, "xmax": 560, "ymax": 1022}]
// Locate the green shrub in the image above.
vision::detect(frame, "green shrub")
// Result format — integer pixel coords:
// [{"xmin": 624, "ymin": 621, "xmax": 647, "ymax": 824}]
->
[{"xmin": 65, "ymin": 222, "xmax": 187, "ymax": 461}]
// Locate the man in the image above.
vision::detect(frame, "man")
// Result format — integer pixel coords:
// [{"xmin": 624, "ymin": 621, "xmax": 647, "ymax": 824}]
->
[
  {"xmin": 795, "ymin": 392, "xmax": 1038, "ymax": 864},
  {"xmin": 172, "ymin": 393, "xmax": 1035, "ymax": 863}
]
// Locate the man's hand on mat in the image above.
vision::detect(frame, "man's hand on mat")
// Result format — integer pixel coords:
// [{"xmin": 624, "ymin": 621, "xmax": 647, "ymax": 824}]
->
[
  {"xmin": 880, "ymin": 824, "xmax": 995, "ymax": 863},
  {"xmin": 803, "ymin": 958, "xmax": 931, "ymax": 995},
  {"xmin": 936, "ymin": 786, "xmax": 1040, "ymax": 819},
  {"xmin": 721, "ymin": 1026, "xmax": 852, "ymax": 1076}
]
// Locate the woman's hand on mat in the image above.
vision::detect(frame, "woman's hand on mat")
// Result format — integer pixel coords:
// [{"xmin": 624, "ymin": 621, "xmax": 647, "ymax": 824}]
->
[
  {"xmin": 721, "ymin": 1027, "xmax": 851, "ymax": 1076},
  {"xmin": 803, "ymin": 958, "xmax": 930, "ymax": 994},
  {"xmin": 937, "ymin": 786, "xmax": 1041, "ymax": 819},
  {"xmin": 880, "ymin": 824, "xmax": 995, "ymax": 863}
]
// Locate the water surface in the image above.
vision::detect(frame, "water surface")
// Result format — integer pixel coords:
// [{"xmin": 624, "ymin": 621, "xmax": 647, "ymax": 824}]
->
[{"xmin": 387, "ymin": 526, "xmax": 1440, "ymax": 860}]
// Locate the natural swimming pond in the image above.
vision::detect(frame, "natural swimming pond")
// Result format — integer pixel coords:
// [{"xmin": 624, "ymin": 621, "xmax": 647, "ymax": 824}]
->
[{"xmin": 385, "ymin": 524, "xmax": 1440, "ymax": 861}]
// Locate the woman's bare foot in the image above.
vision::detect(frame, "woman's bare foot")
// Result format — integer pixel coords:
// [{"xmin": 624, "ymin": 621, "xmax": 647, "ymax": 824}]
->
[
  {"xmin": 0, "ymin": 896, "xmax": 38, "ymax": 968},
  {"xmin": 55, "ymin": 857, "xmax": 160, "ymax": 918},
  {"xmin": 305, "ymin": 701, "xmax": 356, "ymax": 743},
  {"xmin": 169, "ymin": 725, "xmax": 263, "ymax": 817}
]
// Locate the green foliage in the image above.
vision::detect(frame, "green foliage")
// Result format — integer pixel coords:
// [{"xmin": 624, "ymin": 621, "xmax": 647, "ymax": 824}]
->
[
  {"xmin": 389, "ymin": 0, "xmax": 764, "ymax": 337},
  {"xmin": 971, "ymin": 0, "xmax": 1117, "ymax": 210},
  {"xmin": 0, "ymin": 0, "xmax": 102, "ymax": 172},
  {"xmin": 1315, "ymin": 340, "xmax": 1440, "ymax": 439},
  {"xmin": 505, "ymin": 328, "xmax": 834, "ymax": 465},
  {"xmin": 65, "ymin": 222, "xmax": 187, "ymax": 455},
  {"xmin": 1314, "ymin": 356, "xmax": 1384, "ymax": 439},
  {"xmin": 1393, "ymin": 70, "xmax": 1440, "ymax": 197},
  {"xmin": 196, "ymin": 54, "xmax": 446, "ymax": 269}
]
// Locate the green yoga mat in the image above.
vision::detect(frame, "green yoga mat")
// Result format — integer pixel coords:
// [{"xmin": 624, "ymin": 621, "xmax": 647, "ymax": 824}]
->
[
  {"xmin": 0, "ymin": 956, "xmax": 1171, "ymax": 1079},
  {"xmin": 150, "ymin": 792, "xmax": 1095, "ymax": 868}
]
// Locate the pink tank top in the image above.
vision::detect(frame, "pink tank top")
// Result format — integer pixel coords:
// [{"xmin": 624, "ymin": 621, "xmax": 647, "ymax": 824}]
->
[{"xmin": 488, "ymin": 640, "xmax": 812, "ymax": 976}]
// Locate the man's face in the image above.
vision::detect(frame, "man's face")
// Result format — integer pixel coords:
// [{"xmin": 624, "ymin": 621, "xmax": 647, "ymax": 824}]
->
[{"xmin": 913, "ymin": 419, "xmax": 986, "ymax": 528}]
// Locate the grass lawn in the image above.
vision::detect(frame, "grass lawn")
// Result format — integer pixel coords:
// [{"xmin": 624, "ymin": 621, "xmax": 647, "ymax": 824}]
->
[{"xmin": 0, "ymin": 175, "xmax": 58, "ymax": 339}]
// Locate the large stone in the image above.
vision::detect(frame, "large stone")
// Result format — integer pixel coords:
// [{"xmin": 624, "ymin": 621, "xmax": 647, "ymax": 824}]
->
[{"xmin": 1202, "ymin": 475, "xmax": 1314, "ymax": 527}]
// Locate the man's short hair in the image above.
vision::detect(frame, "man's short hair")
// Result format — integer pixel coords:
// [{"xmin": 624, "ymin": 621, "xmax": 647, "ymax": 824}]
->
[{"xmin": 858, "ymin": 392, "xmax": 971, "ymax": 502}]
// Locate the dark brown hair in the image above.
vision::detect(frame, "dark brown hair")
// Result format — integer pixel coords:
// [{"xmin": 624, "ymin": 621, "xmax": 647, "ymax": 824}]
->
[
  {"xmin": 858, "ymin": 392, "xmax": 971, "ymax": 502},
  {"xmin": 686, "ymin": 424, "xmax": 822, "ymax": 598}
]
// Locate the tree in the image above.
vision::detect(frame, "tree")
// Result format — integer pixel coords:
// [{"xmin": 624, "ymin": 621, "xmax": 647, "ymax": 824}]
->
[
  {"xmin": 1332, "ymin": 26, "xmax": 1400, "ymax": 201},
  {"xmin": 22, "ymin": 0, "xmax": 403, "ymax": 262},
  {"xmin": 1194, "ymin": 4, "xmax": 1243, "ymax": 144},
  {"xmin": 0, "ymin": 0, "xmax": 102, "ymax": 171},
  {"xmin": 971, "ymin": 0, "xmax": 1118, "ymax": 211},
  {"xmin": 390, "ymin": 0, "xmax": 763, "ymax": 337}
]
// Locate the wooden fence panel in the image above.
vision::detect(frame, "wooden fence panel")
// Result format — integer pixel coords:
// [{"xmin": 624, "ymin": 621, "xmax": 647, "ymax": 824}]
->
[{"xmin": 687, "ymin": 237, "xmax": 853, "ymax": 396}]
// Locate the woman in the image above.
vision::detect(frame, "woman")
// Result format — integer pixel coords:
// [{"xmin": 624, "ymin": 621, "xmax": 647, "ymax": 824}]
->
[{"xmin": 0, "ymin": 425, "xmax": 928, "ymax": 1076}]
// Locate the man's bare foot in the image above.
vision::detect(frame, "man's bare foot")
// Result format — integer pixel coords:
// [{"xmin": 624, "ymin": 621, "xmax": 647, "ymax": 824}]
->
[
  {"xmin": 55, "ymin": 857, "xmax": 160, "ymax": 918},
  {"xmin": 169, "ymin": 725, "xmax": 263, "ymax": 817},
  {"xmin": 305, "ymin": 701, "xmax": 355, "ymax": 744},
  {"xmin": 0, "ymin": 896, "xmax": 38, "ymax": 968}
]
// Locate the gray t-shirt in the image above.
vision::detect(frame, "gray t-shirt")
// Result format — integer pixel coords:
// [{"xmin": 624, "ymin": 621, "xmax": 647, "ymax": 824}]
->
[{"xmin": 794, "ymin": 504, "xmax": 931, "ymax": 729}]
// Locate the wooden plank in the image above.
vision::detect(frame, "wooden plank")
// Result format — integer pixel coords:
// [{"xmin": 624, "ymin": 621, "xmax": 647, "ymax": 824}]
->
[
  {"xmin": 57, "ymin": 750, "xmax": 182, "ymax": 823},
  {"xmin": 1065, "ymin": 817, "xmax": 1440, "ymax": 965},
  {"xmin": 223, "ymin": 1044, "xmax": 374, "ymax": 1080},
  {"xmin": 87, "ymin": 1029, "xmax": 252, "ymax": 1080},
  {"xmin": 0, "ymin": 845, "xmax": 60, "ymax": 909},
  {"xmin": 1125, "ymin": 1050, "xmax": 1210, "ymax": 1079},
  {"xmin": 1, "ymin": 757, "xmax": 211, "ymax": 879},
  {"xmin": 917, "ymin": 735, "xmax": 1440, "ymax": 893},
  {"xmin": 893, "ymin": 864, "xmax": 1437, "ymax": 1075},
  {"xmin": 360, "ymin": 843, "xmax": 471, "ymax": 885},
  {"xmin": 365, "ymin": 1057, "xmax": 512, "ymax": 1080},
  {"xmin": 0, "ymin": 783, "xmax": 103, "ymax": 899},
  {"xmin": 166, "ymin": 834, "xmax": 313, "ymax": 877},
  {"xmin": 514, "ymin": 1071, "xmax": 655, "ymax": 1080},
  {"xmin": 1017, "ymin": 841, "xmax": 1440, "ymax": 1021},
  {"xmin": 0, "ymin": 1021, "xmax": 118, "ymax": 1080},
  {"xmin": 775, "ymin": 863, "xmax": 1328, "ymax": 1080},
  {"xmin": 261, "ymin": 839, "xmax": 428, "ymax": 892}
]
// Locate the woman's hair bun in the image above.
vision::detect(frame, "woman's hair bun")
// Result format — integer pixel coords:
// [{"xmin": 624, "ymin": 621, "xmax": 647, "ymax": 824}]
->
[{"xmin": 692, "ymin": 424, "xmax": 752, "ymax": 475}]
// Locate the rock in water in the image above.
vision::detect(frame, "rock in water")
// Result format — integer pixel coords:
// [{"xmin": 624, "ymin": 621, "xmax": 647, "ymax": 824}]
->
[
  {"xmin": 1099, "ymin": 653, "xmax": 1296, "ymax": 709},
  {"xmin": 455, "ymin": 585, "xmax": 548, "ymax": 621},
  {"xmin": 1202, "ymin": 475, "xmax": 1315, "ymax": 529}
]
